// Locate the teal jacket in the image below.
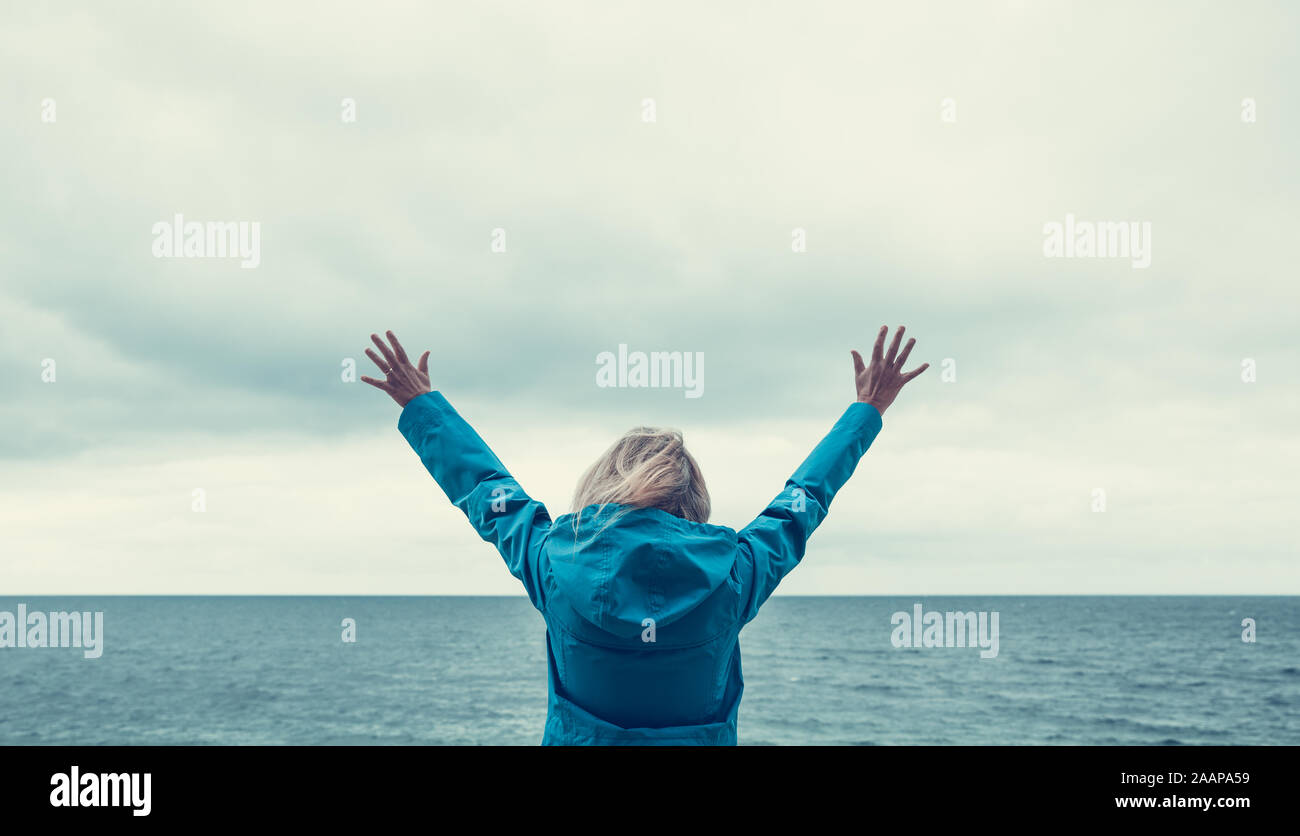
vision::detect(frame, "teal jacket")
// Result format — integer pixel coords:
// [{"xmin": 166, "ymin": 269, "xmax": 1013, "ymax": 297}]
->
[{"xmin": 398, "ymin": 391, "xmax": 883, "ymax": 744}]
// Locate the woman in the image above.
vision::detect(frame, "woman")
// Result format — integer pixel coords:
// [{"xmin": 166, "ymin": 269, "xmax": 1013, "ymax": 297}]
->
[{"xmin": 362, "ymin": 326, "xmax": 927, "ymax": 744}]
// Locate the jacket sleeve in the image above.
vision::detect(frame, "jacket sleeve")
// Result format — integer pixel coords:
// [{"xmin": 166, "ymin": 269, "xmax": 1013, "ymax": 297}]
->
[
  {"xmin": 397, "ymin": 391, "xmax": 551, "ymax": 609},
  {"xmin": 735, "ymin": 402, "xmax": 883, "ymax": 624}
]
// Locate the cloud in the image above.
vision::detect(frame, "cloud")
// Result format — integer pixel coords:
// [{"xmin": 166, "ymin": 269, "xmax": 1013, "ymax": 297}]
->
[{"xmin": 2, "ymin": 1, "xmax": 1297, "ymax": 592}]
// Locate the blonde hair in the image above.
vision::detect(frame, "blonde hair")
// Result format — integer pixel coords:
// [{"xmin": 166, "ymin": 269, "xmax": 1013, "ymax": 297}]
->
[{"xmin": 571, "ymin": 427, "xmax": 710, "ymax": 530}]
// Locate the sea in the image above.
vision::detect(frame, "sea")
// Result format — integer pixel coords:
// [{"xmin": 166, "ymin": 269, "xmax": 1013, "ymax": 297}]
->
[{"xmin": 1, "ymin": 596, "xmax": 1296, "ymax": 745}]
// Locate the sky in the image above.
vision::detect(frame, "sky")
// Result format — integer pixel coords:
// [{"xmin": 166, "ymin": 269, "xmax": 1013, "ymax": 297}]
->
[{"xmin": 1, "ymin": 1, "xmax": 1297, "ymax": 594}]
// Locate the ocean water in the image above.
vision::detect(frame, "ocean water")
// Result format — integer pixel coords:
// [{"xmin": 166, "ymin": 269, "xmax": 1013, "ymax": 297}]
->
[{"xmin": 1, "ymin": 596, "xmax": 1296, "ymax": 745}]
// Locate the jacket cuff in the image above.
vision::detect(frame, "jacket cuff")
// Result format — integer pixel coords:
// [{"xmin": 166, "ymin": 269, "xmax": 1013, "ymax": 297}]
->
[
  {"xmin": 397, "ymin": 390, "xmax": 450, "ymax": 438},
  {"xmin": 843, "ymin": 401, "xmax": 884, "ymax": 437}
]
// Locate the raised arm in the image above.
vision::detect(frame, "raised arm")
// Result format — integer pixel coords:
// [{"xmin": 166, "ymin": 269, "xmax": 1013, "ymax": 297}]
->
[
  {"xmin": 362, "ymin": 331, "xmax": 551, "ymax": 607},
  {"xmin": 735, "ymin": 326, "xmax": 928, "ymax": 623}
]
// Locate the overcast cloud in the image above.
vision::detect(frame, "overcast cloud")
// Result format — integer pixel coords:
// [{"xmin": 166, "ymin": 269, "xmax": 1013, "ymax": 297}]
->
[{"xmin": 2, "ymin": 1, "xmax": 1297, "ymax": 593}]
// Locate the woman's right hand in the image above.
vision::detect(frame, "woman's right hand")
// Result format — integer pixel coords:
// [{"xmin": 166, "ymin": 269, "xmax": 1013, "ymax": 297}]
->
[{"xmin": 851, "ymin": 326, "xmax": 929, "ymax": 415}]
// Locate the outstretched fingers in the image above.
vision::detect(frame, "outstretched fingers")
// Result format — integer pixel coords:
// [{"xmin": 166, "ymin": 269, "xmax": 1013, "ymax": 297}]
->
[
  {"xmin": 894, "ymin": 337, "xmax": 916, "ymax": 370},
  {"xmin": 901, "ymin": 362, "xmax": 930, "ymax": 382},
  {"xmin": 370, "ymin": 333, "xmax": 399, "ymax": 370},
  {"xmin": 856, "ymin": 326, "xmax": 926, "ymax": 412},
  {"xmin": 361, "ymin": 330, "xmax": 432, "ymax": 408},
  {"xmin": 884, "ymin": 326, "xmax": 905, "ymax": 365},
  {"xmin": 871, "ymin": 326, "xmax": 887, "ymax": 364},
  {"xmin": 386, "ymin": 330, "xmax": 409, "ymax": 365},
  {"xmin": 364, "ymin": 347, "xmax": 390, "ymax": 373}
]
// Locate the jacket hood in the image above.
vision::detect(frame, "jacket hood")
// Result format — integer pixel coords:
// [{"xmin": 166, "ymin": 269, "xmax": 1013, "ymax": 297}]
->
[{"xmin": 547, "ymin": 504, "xmax": 738, "ymax": 638}]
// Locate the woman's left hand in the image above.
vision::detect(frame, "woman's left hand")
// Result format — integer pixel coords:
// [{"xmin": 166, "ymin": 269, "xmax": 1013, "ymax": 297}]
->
[{"xmin": 361, "ymin": 330, "xmax": 432, "ymax": 407}]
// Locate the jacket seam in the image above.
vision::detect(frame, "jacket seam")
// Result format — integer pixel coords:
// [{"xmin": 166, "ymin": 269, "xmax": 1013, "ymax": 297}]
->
[{"xmin": 548, "ymin": 613, "xmax": 737, "ymax": 652}]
